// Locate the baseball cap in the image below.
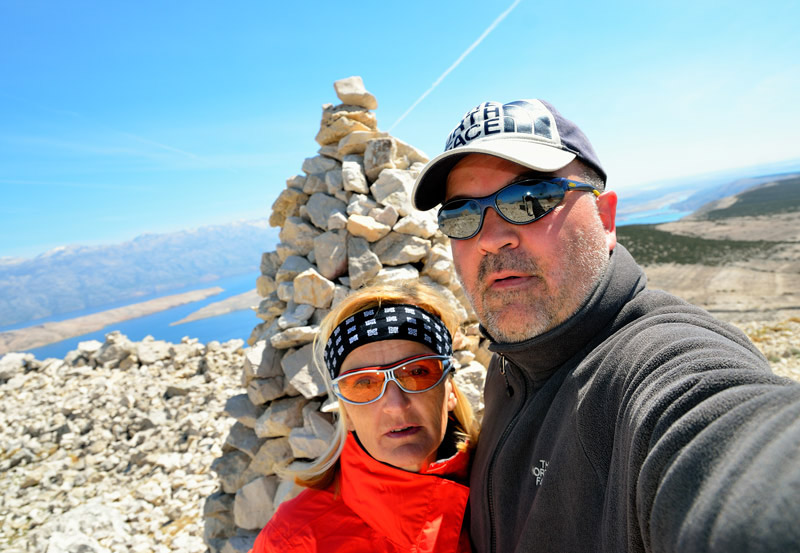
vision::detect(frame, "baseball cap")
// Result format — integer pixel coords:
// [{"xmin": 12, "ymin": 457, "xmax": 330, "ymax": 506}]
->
[{"xmin": 412, "ymin": 99, "xmax": 606, "ymax": 211}]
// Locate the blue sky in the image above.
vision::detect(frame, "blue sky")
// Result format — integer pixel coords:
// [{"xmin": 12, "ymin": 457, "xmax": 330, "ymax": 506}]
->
[{"xmin": 2, "ymin": 0, "xmax": 799, "ymax": 259}]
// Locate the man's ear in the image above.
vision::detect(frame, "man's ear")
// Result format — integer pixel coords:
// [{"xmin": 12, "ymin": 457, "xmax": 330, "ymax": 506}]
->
[{"xmin": 597, "ymin": 191, "xmax": 618, "ymax": 252}]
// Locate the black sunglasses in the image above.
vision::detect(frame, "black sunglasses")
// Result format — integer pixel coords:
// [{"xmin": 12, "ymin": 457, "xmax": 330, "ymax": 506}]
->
[{"xmin": 437, "ymin": 177, "xmax": 601, "ymax": 240}]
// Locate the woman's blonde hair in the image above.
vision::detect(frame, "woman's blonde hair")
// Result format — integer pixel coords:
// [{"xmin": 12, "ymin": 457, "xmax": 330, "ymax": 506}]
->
[{"xmin": 284, "ymin": 280, "xmax": 480, "ymax": 489}]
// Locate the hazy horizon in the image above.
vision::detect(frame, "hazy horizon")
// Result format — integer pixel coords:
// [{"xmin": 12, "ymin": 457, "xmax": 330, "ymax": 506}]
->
[{"xmin": 2, "ymin": 1, "xmax": 798, "ymax": 259}]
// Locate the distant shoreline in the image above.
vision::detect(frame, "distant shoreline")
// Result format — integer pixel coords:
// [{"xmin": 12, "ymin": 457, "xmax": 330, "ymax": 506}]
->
[
  {"xmin": 0, "ymin": 287, "xmax": 224, "ymax": 355},
  {"xmin": 170, "ymin": 289, "xmax": 260, "ymax": 326}
]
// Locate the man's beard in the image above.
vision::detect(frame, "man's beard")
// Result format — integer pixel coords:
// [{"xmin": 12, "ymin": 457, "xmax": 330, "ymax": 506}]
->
[{"xmin": 459, "ymin": 222, "xmax": 610, "ymax": 343}]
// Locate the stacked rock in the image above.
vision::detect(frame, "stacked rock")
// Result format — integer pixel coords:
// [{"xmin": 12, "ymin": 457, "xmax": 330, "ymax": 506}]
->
[{"xmin": 204, "ymin": 76, "xmax": 491, "ymax": 553}]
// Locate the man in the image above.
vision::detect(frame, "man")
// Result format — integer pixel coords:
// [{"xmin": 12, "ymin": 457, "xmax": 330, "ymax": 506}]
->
[{"xmin": 411, "ymin": 99, "xmax": 800, "ymax": 552}]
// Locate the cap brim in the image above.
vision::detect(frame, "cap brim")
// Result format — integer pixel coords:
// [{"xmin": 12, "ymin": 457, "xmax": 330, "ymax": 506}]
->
[{"xmin": 412, "ymin": 138, "xmax": 577, "ymax": 211}]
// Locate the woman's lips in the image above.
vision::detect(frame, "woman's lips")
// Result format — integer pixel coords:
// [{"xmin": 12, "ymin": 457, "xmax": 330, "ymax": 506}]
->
[{"xmin": 386, "ymin": 426, "xmax": 421, "ymax": 438}]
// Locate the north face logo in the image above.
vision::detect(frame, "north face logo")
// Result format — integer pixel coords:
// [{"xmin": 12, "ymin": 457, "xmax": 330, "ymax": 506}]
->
[
  {"xmin": 531, "ymin": 459, "xmax": 549, "ymax": 486},
  {"xmin": 444, "ymin": 100, "xmax": 558, "ymax": 151}
]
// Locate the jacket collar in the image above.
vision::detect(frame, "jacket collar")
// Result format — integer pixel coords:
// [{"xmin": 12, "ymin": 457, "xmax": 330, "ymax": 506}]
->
[
  {"xmin": 487, "ymin": 244, "xmax": 647, "ymax": 386},
  {"xmin": 339, "ymin": 431, "xmax": 470, "ymax": 550}
]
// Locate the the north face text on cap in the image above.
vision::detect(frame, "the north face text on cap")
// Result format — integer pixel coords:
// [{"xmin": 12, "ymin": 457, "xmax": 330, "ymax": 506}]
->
[{"xmin": 444, "ymin": 100, "xmax": 559, "ymax": 151}]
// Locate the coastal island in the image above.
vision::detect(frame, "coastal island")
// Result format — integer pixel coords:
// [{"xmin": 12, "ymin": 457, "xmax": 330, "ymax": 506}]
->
[{"xmin": 0, "ymin": 287, "xmax": 224, "ymax": 355}]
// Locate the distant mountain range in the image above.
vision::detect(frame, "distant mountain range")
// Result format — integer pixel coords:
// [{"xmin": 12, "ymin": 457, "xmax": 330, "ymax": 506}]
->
[
  {"xmin": 4, "ymin": 161, "xmax": 799, "ymax": 330},
  {"xmin": 0, "ymin": 220, "xmax": 279, "ymax": 327}
]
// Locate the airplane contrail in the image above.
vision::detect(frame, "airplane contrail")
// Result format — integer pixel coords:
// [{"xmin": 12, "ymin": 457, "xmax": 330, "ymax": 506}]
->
[{"xmin": 388, "ymin": 0, "xmax": 523, "ymax": 132}]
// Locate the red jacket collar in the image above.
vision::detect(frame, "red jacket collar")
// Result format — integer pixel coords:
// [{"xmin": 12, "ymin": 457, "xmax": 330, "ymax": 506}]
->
[{"xmin": 340, "ymin": 432, "xmax": 471, "ymax": 551}]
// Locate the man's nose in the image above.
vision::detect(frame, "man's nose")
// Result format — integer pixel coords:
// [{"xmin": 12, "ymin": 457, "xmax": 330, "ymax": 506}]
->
[{"xmin": 476, "ymin": 206, "xmax": 520, "ymax": 254}]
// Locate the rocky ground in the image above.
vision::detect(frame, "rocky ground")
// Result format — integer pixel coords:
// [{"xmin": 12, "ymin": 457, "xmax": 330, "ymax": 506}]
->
[
  {"xmin": 0, "ymin": 320, "xmax": 798, "ymax": 552},
  {"xmin": 0, "ymin": 332, "xmax": 244, "ymax": 553},
  {"xmin": 734, "ymin": 318, "xmax": 800, "ymax": 382}
]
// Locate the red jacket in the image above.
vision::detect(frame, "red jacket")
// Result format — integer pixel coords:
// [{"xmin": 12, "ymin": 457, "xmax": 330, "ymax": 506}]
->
[{"xmin": 251, "ymin": 432, "xmax": 472, "ymax": 552}]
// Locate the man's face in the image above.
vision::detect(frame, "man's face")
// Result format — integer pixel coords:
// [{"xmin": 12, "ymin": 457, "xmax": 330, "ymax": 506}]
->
[{"xmin": 445, "ymin": 153, "xmax": 617, "ymax": 342}]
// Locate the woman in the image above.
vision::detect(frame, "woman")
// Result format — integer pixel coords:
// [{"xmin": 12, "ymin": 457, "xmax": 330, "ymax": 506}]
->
[{"xmin": 251, "ymin": 281, "xmax": 480, "ymax": 552}]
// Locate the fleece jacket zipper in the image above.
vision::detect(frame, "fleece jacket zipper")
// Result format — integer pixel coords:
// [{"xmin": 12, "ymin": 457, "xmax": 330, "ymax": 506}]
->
[{"xmin": 487, "ymin": 354, "xmax": 528, "ymax": 553}]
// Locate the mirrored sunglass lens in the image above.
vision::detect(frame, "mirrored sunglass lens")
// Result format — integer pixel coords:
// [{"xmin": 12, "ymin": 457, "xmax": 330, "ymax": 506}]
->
[
  {"xmin": 496, "ymin": 182, "xmax": 564, "ymax": 223},
  {"xmin": 338, "ymin": 371, "xmax": 384, "ymax": 402},
  {"xmin": 439, "ymin": 200, "xmax": 482, "ymax": 238},
  {"xmin": 395, "ymin": 359, "xmax": 445, "ymax": 391}
]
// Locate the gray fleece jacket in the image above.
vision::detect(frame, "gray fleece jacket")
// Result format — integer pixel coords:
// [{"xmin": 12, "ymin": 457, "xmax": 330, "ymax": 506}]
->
[{"xmin": 469, "ymin": 244, "xmax": 800, "ymax": 553}]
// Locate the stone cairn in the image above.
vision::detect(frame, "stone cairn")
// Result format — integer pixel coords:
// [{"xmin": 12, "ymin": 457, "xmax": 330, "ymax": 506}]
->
[{"xmin": 203, "ymin": 76, "xmax": 491, "ymax": 553}]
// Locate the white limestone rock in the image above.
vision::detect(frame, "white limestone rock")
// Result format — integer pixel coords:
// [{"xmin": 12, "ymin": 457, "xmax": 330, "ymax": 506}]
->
[
  {"xmin": 275, "ymin": 255, "xmax": 314, "ymax": 283},
  {"xmin": 338, "ymin": 130, "xmax": 389, "ymax": 156},
  {"xmin": 221, "ymin": 533, "xmax": 259, "ymax": 553},
  {"xmin": 364, "ymin": 138, "xmax": 397, "ymax": 181},
  {"xmin": 347, "ymin": 235, "xmax": 382, "ymax": 289},
  {"xmin": 233, "ymin": 476, "xmax": 278, "ymax": 530},
  {"xmin": 293, "ymin": 268, "xmax": 335, "ymax": 309},
  {"xmin": 301, "ymin": 154, "xmax": 339, "ymax": 175},
  {"xmin": 313, "ymin": 230, "xmax": 348, "ymax": 281},
  {"xmin": 273, "ymin": 479, "xmax": 303, "ymax": 509},
  {"xmin": 276, "ymin": 281, "xmax": 294, "ymax": 303},
  {"xmin": 370, "ymin": 168, "xmax": 416, "ymax": 216},
  {"xmin": 94, "ymin": 331, "xmax": 135, "ymax": 368},
  {"xmin": 289, "ymin": 404, "xmax": 335, "ymax": 459},
  {"xmin": 255, "ymin": 396, "xmax": 307, "ymax": 438},
  {"xmin": 255, "ymin": 293, "xmax": 285, "ymax": 322},
  {"xmin": 281, "ymin": 343, "xmax": 325, "ymax": 399},
  {"xmin": 248, "ymin": 437, "xmax": 293, "ymax": 475},
  {"xmin": 278, "ymin": 302, "xmax": 315, "ymax": 330},
  {"xmin": 371, "ymin": 233, "xmax": 431, "ymax": 266},
  {"xmin": 453, "ymin": 361, "xmax": 487, "ymax": 415},
  {"xmin": 393, "ymin": 211, "xmax": 438, "ymax": 238},
  {"xmin": 346, "ymin": 193, "xmax": 378, "ymax": 216},
  {"xmin": 324, "ymin": 168, "xmax": 344, "ymax": 193},
  {"xmin": 315, "ymin": 114, "xmax": 371, "ymax": 146},
  {"xmin": 327, "ymin": 211, "xmax": 348, "ymax": 230},
  {"xmin": 0, "ymin": 353, "xmax": 33, "ymax": 380},
  {"xmin": 341, "ymin": 159, "xmax": 369, "ymax": 193},
  {"xmin": 331, "ymin": 284, "xmax": 351, "ymax": 308},
  {"xmin": 369, "ymin": 205, "xmax": 399, "ymax": 227},
  {"xmin": 394, "ymin": 137, "xmax": 429, "ymax": 168},
  {"xmin": 224, "ymin": 394, "xmax": 265, "ymax": 429},
  {"xmin": 367, "ymin": 264, "xmax": 420, "ymax": 287},
  {"xmin": 318, "ymin": 143, "xmax": 342, "ymax": 161},
  {"xmin": 268, "ymin": 188, "xmax": 308, "ymax": 228},
  {"xmin": 279, "ymin": 217, "xmax": 320, "ymax": 256},
  {"xmin": 305, "ymin": 193, "xmax": 346, "ymax": 231},
  {"xmin": 246, "ymin": 376, "xmax": 286, "ymax": 406},
  {"xmin": 275, "ymin": 241, "xmax": 303, "ymax": 262},
  {"xmin": 333, "ymin": 76, "xmax": 378, "ymax": 110},
  {"xmin": 269, "ymin": 326, "xmax": 317, "ymax": 349},
  {"xmin": 286, "ymin": 174, "xmax": 306, "ymax": 190},
  {"xmin": 225, "ymin": 422, "xmax": 266, "ymax": 459},
  {"xmin": 255, "ymin": 275, "xmax": 276, "ymax": 298},
  {"xmin": 346, "ymin": 214, "xmax": 391, "ymax": 242},
  {"xmin": 302, "ymin": 173, "xmax": 328, "ymax": 195},
  {"xmin": 320, "ymin": 103, "xmax": 377, "ymax": 129},
  {"xmin": 260, "ymin": 251, "xmax": 281, "ymax": 277},
  {"xmin": 421, "ymin": 242, "xmax": 456, "ymax": 285}
]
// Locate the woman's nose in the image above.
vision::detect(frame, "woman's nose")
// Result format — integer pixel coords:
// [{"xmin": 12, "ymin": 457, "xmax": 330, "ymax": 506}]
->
[{"xmin": 380, "ymin": 381, "xmax": 410, "ymax": 411}]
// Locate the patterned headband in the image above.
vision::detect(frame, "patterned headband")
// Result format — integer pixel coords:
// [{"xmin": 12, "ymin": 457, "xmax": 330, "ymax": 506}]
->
[{"xmin": 323, "ymin": 303, "xmax": 453, "ymax": 379}]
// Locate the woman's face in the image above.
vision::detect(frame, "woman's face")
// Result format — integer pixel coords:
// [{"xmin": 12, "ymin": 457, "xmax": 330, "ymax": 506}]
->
[{"xmin": 340, "ymin": 339, "xmax": 457, "ymax": 472}]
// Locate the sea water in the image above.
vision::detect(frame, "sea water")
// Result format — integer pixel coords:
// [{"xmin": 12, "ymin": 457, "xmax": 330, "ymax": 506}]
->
[{"xmin": 21, "ymin": 272, "xmax": 262, "ymax": 359}]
